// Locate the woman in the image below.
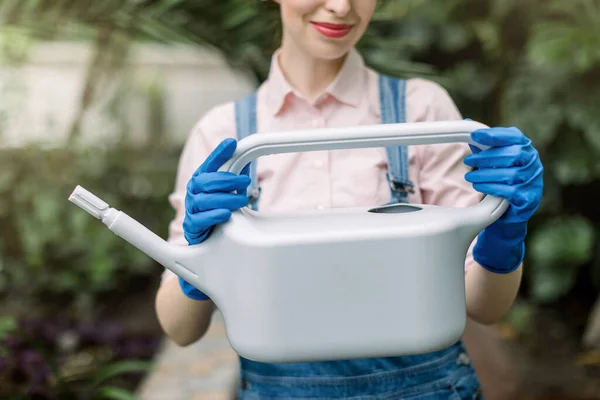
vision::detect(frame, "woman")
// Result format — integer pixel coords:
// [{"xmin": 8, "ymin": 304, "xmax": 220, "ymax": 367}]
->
[{"xmin": 155, "ymin": 1, "xmax": 543, "ymax": 398}]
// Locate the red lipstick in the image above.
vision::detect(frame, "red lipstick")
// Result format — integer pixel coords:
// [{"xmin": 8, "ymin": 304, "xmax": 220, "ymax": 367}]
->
[{"xmin": 310, "ymin": 22, "xmax": 354, "ymax": 39}]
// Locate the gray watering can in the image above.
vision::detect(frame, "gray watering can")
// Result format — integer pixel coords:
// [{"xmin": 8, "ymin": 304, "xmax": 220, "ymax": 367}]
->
[{"xmin": 68, "ymin": 120, "xmax": 508, "ymax": 364}]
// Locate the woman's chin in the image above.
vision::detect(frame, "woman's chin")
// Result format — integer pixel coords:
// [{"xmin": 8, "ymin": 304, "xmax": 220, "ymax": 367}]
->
[{"xmin": 304, "ymin": 40, "xmax": 354, "ymax": 61}]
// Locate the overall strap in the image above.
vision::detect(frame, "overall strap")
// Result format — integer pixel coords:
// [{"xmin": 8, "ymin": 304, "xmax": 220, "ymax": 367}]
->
[
  {"xmin": 234, "ymin": 92, "xmax": 261, "ymax": 211},
  {"xmin": 378, "ymin": 74, "xmax": 414, "ymax": 204}
]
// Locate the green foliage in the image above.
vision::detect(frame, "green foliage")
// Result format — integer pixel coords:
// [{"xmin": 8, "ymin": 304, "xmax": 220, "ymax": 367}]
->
[
  {"xmin": 0, "ymin": 144, "xmax": 181, "ymax": 317},
  {"xmin": 96, "ymin": 386, "xmax": 140, "ymax": 400},
  {"xmin": 0, "ymin": 143, "xmax": 169, "ymax": 398},
  {"xmin": 58, "ymin": 359, "xmax": 153, "ymax": 400},
  {"xmin": 367, "ymin": 0, "xmax": 600, "ymax": 306},
  {"xmin": 506, "ymin": 300, "xmax": 536, "ymax": 336},
  {"xmin": 93, "ymin": 360, "xmax": 154, "ymax": 387},
  {"xmin": 365, "ymin": 0, "xmax": 600, "ymax": 307},
  {"xmin": 529, "ymin": 216, "xmax": 596, "ymax": 302}
]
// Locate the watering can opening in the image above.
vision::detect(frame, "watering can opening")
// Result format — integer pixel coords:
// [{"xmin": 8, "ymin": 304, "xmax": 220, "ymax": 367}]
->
[{"xmin": 368, "ymin": 204, "xmax": 423, "ymax": 214}]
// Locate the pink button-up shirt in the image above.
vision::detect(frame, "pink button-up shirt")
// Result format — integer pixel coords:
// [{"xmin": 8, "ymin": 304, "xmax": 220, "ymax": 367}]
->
[{"xmin": 161, "ymin": 49, "xmax": 482, "ymax": 283}]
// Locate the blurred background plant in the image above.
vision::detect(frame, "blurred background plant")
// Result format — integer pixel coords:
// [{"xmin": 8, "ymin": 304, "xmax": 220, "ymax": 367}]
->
[{"xmin": 1, "ymin": 0, "xmax": 600, "ymax": 398}]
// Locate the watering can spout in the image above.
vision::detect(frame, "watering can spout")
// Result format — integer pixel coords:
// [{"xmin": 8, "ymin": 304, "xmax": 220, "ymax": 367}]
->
[{"xmin": 68, "ymin": 186, "xmax": 211, "ymax": 295}]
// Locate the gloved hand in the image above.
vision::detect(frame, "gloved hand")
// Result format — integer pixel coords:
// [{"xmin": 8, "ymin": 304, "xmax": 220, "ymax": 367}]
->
[
  {"xmin": 464, "ymin": 126, "xmax": 544, "ymax": 274},
  {"xmin": 179, "ymin": 138, "xmax": 251, "ymax": 300}
]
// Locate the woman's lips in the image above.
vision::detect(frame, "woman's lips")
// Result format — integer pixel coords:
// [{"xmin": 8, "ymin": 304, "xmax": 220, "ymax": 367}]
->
[{"xmin": 310, "ymin": 22, "xmax": 354, "ymax": 39}]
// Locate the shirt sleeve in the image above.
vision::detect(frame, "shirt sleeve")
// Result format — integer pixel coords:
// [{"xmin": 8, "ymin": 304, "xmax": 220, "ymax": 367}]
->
[
  {"xmin": 161, "ymin": 103, "xmax": 236, "ymax": 284},
  {"xmin": 406, "ymin": 78, "xmax": 483, "ymax": 271}
]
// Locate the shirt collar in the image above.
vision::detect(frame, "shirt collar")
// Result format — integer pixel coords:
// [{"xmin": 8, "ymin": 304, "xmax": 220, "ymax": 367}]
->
[{"xmin": 264, "ymin": 48, "xmax": 366, "ymax": 116}]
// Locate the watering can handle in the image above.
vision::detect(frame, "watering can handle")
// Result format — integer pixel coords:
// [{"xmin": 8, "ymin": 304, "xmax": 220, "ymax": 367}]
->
[{"xmin": 220, "ymin": 120, "xmax": 509, "ymax": 220}]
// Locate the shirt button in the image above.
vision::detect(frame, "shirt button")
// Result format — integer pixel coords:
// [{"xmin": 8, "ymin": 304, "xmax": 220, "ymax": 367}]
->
[
  {"xmin": 313, "ymin": 160, "xmax": 324, "ymax": 168},
  {"xmin": 311, "ymin": 119, "xmax": 322, "ymax": 128},
  {"xmin": 316, "ymin": 205, "xmax": 325, "ymax": 210}
]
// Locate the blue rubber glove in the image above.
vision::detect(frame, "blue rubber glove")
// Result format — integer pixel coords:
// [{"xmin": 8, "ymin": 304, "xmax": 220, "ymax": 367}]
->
[
  {"xmin": 464, "ymin": 126, "xmax": 544, "ymax": 274},
  {"xmin": 179, "ymin": 138, "xmax": 251, "ymax": 300}
]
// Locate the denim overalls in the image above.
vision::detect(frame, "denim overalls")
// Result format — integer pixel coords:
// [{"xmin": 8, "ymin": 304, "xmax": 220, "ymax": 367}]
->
[{"xmin": 232, "ymin": 76, "xmax": 484, "ymax": 400}]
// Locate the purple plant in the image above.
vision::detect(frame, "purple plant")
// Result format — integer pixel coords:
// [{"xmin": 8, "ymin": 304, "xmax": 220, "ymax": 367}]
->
[{"xmin": 0, "ymin": 315, "xmax": 160, "ymax": 399}]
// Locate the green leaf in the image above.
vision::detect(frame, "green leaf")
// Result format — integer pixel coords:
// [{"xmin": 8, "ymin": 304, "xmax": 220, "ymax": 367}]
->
[
  {"xmin": 17, "ymin": 210, "xmax": 45, "ymax": 269},
  {"xmin": 96, "ymin": 386, "xmax": 138, "ymax": 400},
  {"xmin": 222, "ymin": 3, "xmax": 256, "ymax": 29},
  {"xmin": 439, "ymin": 23, "xmax": 471, "ymax": 52},
  {"xmin": 530, "ymin": 263, "xmax": 578, "ymax": 303},
  {"xmin": 372, "ymin": 1, "xmax": 409, "ymax": 21},
  {"xmin": 528, "ymin": 215, "xmax": 595, "ymax": 303},
  {"xmin": 502, "ymin": 64, "xmax": 565, "ymax": 149},
  {"xmin": 506, "ymin": 300, "xmax": 535, "ymax": 335},
  {"xmin": 445, "ymin": 62, "xmax": 498, "ymax": 100},
  {"xmin": 471, "ymin": 20, "xmax": 501, "ymax": 57},
  {"xmin": 147, "ymin": 0, "xmax": 186, "ymax": 15},
  {"xmin": 529, "ymin": 216, "xmax": 595, "ymax": 265},
  {"xmin": 0, "ymin": 315, "xmax": 17, "ymax": 340},
  {"xmin": 552, "ymin": 130, "xmax": 600, "ymax": 185},
  {"xmin": 564, "ymin": 86, "xmax": 600, "ymax": 154},
  {"xmin": 527, "ymin": 0, "xmax": 600, "ymax": 72},
  {"xmin": 93, "ymin": 360, "xmax": 153, "ymax": 386},
  {"xmin": 0, "ymin": 168, "xmax": 15, "ymax": 191}
]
